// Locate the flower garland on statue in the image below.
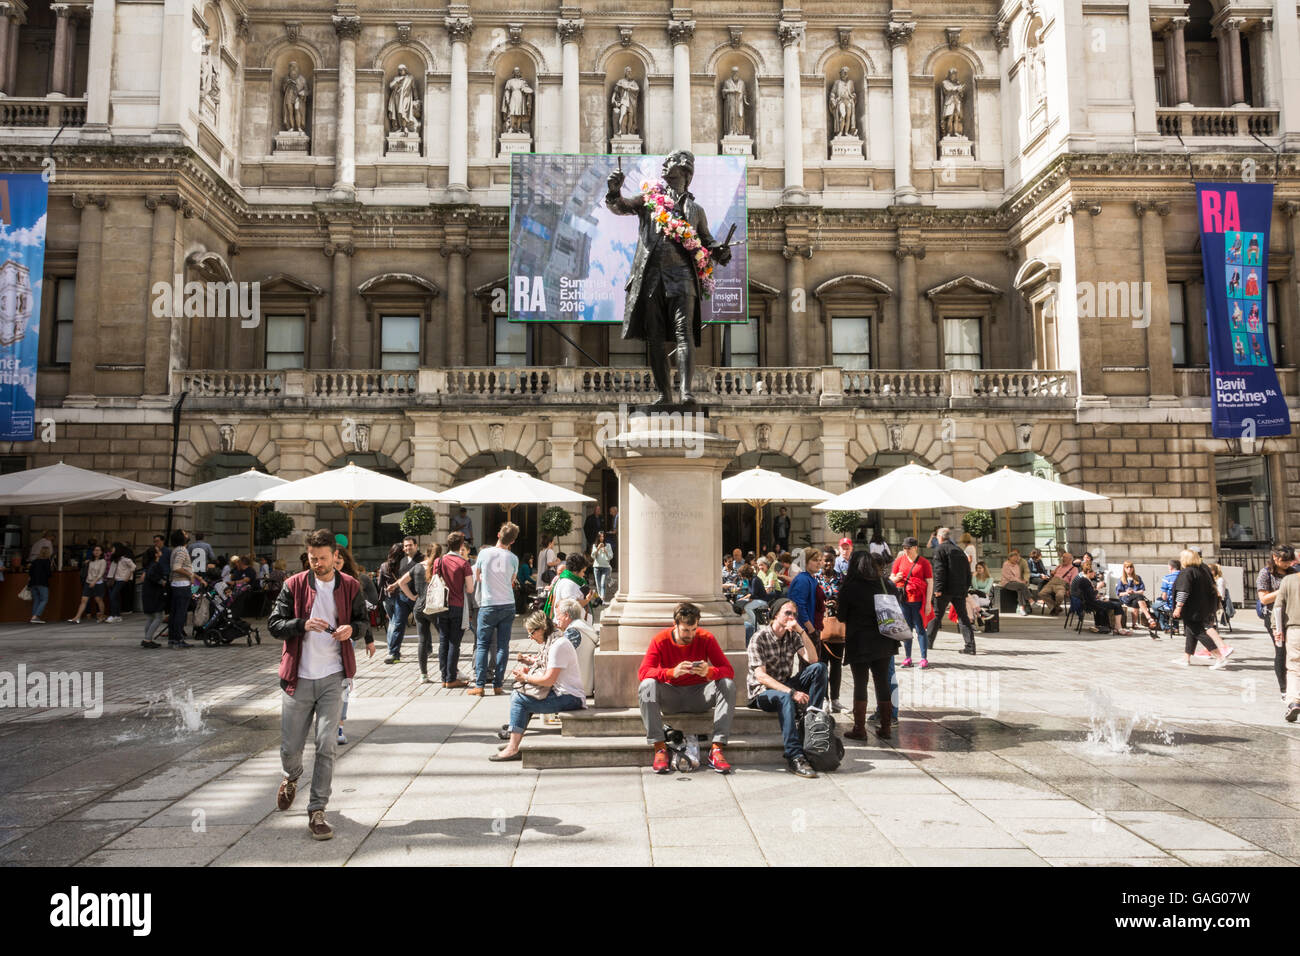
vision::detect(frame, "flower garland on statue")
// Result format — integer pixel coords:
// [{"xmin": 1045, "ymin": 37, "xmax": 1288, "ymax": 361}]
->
[{"xmin": 640, "ymin": 180, "xmax": 716, "ymax": 297}]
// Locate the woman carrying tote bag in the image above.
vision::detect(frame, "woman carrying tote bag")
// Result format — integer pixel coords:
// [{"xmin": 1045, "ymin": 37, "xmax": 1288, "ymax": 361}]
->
[{"xmin": 835, "ymin": 551, "xmax": 903, "ymax": 740}]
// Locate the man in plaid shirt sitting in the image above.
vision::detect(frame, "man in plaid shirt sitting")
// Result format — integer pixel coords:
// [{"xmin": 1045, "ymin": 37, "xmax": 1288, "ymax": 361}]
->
[{"xmin": 747, "ymin": 597, "xmax": 827, "ymax": 778}]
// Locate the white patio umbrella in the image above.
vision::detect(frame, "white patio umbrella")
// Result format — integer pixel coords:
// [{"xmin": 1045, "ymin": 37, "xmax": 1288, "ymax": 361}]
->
[
  {"xmin": 721, "ymin": 467, "xmax": 832, "ymax": 555},
  {"xmin": 0, "ymin": 462, "xmax": 169, "ymax": 569},
  {"xmin": 253, "ymin": 462, "xmax": 442, "ymax": 546},
  {"xmin": 439, "ymin": 467, "xmax": 594, "ymax": 523},
  {"xmin": 814, "ymin": 463, "xmax": 1018, "ymax": 541},
  {"xmin": 962, "ymin": 466, "xmax": 1108, "ymax": 552},
  {"xmin": 150, "ymin": 468, "xmax": 290, "ymax": 558}
]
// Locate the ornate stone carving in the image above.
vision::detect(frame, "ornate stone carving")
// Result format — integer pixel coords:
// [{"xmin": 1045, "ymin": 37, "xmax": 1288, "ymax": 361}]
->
[
  {"xmin": 885, "ymin": 20, "xmax": 915, "ymax": 49},
  {"xmin": 332, "ymin": 14, "xmax": 361, "ymax": 41},
  {"xmin": 1134, "ymin": 200, "xmax": 1170, "ymax": 217},
  {"xmin": 991, "ymin": 22, "xmax": 1009, "ymax": 51},
  {"xmin": 556, "ymin": 17, "xmax": 584, "ymax": 43},
  {"xmin": 444, "ymin": 15, "xmax": 473, "ymax": 44},
  {"xmin": 887, "ymin": 423, "xmax": 903, "ymax": 452},
  {"xmin": 617, "ymin": 25, "xmax": 633, "ymax": 47},
  {"xmin": 395, "ymin": 21, "xmax": 411, "ymax": 43},
  {"xmin": 281, "ymin": 60, "xmax": 308, "ymax": 132},
  {"xmin": 218, "ymin": 423, "xmax": 236, "ymax": 453},
  {"xmin": 1016, "ymin": 423, "xmax": 1033, "ymax": 450},
  {"xmin": 837, "ymin": 26, "xmax": 852, "ymax": 50},
  {"xmin": 353, "ymin": 422, "xmax": 371, "ymax": 453},
  {"xmin": 237, "ymin": 15, "xmax": 251, "ymax": 42},
  {"xmin": 828, "ymin": 66, "xmax": 857, "ymax": 137},
  {"xmin": 284, "ymin": 21, "xmax": 300, "ymax": 43},
  {"xmin": 778, "ymin": 21, "xmax": 804, "ymax": 49},
  {"xmin": 387, "ymin": 64, "xmax": 420, "ymax": 134},
  {"xmin": 500, "ymin": 66, "xmax": 534, "ymax": 135},
  {"xmin": 323, "ymin": 241, "xmax": 355, "ymax": 257},
  {"xmin": 507, "ymin": 23, "xmax": 522, "ymax": 45},
  {"xmin": 667, "ymin": 19, "xmax": 695, "ymax": 45},
  {"xmin": 70, "ymin": 193, "xmax": 109, "ymax": 211},
  {"xmin": 756, "ymin": 423, "xmax": 771, "ymax": 450},
  {"xmin": 939, "ymin": 68, "xmax": 966, "ymax": 138},
  {"xmin": 199, "ymin": 37, "xmax": 220, "ymax": 108},
  {"xmin": 895, "ymin": 245, "xmax": 925, "ymax": 260},
  {"xmin": 611, "ymin": 66, "xmax": 640, "ymax": 136},
  {"xmin": 782, "ymin": 244, "xmax": 813, "ymax": 260},
  {"xmin": 945, "ymin": 26, "xmax": 962, "ymax": 50},
  {"xmin": 727, "ymin": 24, "xmax": 742, "ymax": 48},
  {"xmin": 1283, "ymin": 200, "xmax": 1300, "ymax": 219},
  {"xmin": 721, "ymin": 66, "xmax": 749, "ymax": 137},
  {"xmin": 489, "ymin": 423, "xmax": 505, "ymax": 453}
]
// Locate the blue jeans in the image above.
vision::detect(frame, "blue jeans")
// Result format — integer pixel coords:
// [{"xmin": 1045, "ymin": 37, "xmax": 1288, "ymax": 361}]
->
[
  {"xmin": 902, "ymin": 600, "xmax": 927, "ymax": 660},
  {"xmin": 475, "ymin": 603, "xmax": 515, "ymax": 688},
  {"xmin": 108, "ymin": 579, "xmax": 129, "ymax": 616},
  {"xmin": 508, "ymin": 690, "xmax": 583, "ymax": 735},
  {"xmin": 750, "ymin": 662, "xmax": 827, "ymax": 759},
  {"xmin": 168, "ymin": 585, "xmax": 191, "ymax": 644},
  {"xmin": 386, "ymin": 594, "xmax": 413, "ymax": 657},
  {"xmin": 435, "ymin": 607, "xmax": 464, "ymax": 683},
  {"xmin": 30, "ymin": 584, "xmax": 49, "ymax": 618},
  {"xmin": 593, "ymin": 567, "xmax": 610, "ymax": 601}
]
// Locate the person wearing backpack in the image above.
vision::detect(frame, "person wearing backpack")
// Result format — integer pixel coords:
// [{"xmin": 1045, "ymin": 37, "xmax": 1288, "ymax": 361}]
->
[
  {"xmin": 837, "ymin": 551, "xmax": 900, "ymax": 740},
  {"xmin": 746, "ymin": 597, "xmax": 827, "ymax": 778}
]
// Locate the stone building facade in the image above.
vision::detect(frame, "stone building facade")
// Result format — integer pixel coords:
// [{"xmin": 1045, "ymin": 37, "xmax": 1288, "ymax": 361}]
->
[{"xmin": 0, "ymin": 0, "xmax": 1298, "ymax": 568}]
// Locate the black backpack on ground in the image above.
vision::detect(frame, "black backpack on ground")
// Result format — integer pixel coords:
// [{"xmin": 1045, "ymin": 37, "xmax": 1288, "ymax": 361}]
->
[{"xmin": 800, "ymin": 708, "xmax": 844, "ymax": 772}]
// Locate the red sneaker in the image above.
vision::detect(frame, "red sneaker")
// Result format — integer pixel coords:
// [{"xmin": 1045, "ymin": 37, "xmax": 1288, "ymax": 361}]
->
[
  {"xmin": 707, "ymin": 747, "xmax": 732, "ymax": 774},
  {"xmin": 652, "ymin": 748, "xmax": 671, "ymax": 774}
]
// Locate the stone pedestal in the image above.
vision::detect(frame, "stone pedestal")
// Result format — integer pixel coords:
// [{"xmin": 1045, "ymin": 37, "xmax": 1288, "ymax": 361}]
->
[
  {"xmin": 386, "ymin": 131, "xmax": 421, "ymax": 154},
  {"xmin": 595, "ymin": 415, "xmax": 745, "ymax": 707},
  {"xmin": 939, "ymin": 134, "xmax": 974, "ymax": 160},
  {"xmin": 499, "ymin": 131, "xmax": 533, "ymax": 155},
  {"xmin": 720, "ymin": 134, "xmax": 753, "ymax": 157},
  {"xmin": 830, "ymin": 134, "xmax": 864, "ymax": 159},
  {"xmin": 610, "ymin": 133, "xmax": 643, "ymax": 154},
  {"xmin": 273, "ymin": 130, "xmax": 310, "ymax": 153}
]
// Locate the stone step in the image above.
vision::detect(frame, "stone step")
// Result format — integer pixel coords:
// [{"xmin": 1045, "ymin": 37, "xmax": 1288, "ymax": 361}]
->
[
  {"xmin": 559, "ymin": 707, "xmax": 779, "ymax": 738},
  {"xmin": 521, "ymin": 734, "xmax": 789, "ymax": 770}
]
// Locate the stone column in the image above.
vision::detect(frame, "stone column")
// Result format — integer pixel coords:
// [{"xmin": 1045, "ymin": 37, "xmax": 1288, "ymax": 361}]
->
[
  {"xmin": 83, "ymin": 0, "xmax": 113, "ymax": 129},
  {"xmin": 1285, "ymin": 202, "xmax": 1300, "ymax": 367},
  {"xmin": 1128, "ymin": 0, "xmax": 1157, "ymax": 140},
  {"xmin": 667, "ymin": 19, "xmax": 694, "ymax": 148},
  {"xmin": 993, "ymin": 22, "xmax": 1012, "ymax": 175},
  {"xmin": 441, "ymin": 232, "xmax": 469, "ymax": 366},
  {"xmin": 558, "ymin": 17, "xmax": 583, "ymax": 153},
  {"xmin": 896, "ymin": 245, "xmax": 920, "ymax": 365},
  {"xmin": 66, "ymin": 193, "xmax": 107, "ymax": 402},
  {"xmin": 4, "ymin": 5, "xmax": 17, "ymax": 97},
  {"xmin": 325, "ymin": 240, "xmax": 354, "ymax": 369},
  {"xmin": 1275, "ymin": 2, "xmax": 1300, "ymax": 145},
  {"xmin": 1170, "ymin": 17, "xmax": 1190, "ymax": 105},
  {"xmin": 331, "ymin": 13, "xmax": 360, "ymax": 199},
  {"xmin": 1214, "ymin": 26, "xmax": 1231, "ymax": 108},
  {"xmin": 1257, "ymin": 19, "xmax": 1279, "ymax": 109},
  {"xmin": 0, "ymin": 10, "xmax": 10, "ymax": 96},
  {"xmin": 63, "ymin": 9, "xmax": 79, "ymax": 95},
  {"xmin": 886, "ymin": 18, "xmax": 917, "ymax": 205},
  {"xmin": 1225, "ymin": 17, "xmax": 1246, "ymax": 106},
  {"xmin": 445, "ymin": 15, "xmax": 473, "ymax": 199},
  {"xmin": 144, "ymin": 195, "xmax": 180, "ymax": 395},
  {"xmin": 49, "ymin": 3, "xmax": 71, "ymax": 95},
  {"xmin": 783, "ymin": 241, "xmax": 810, "ymax": 367},
  {"xmin": 155, "ymin": 0, "xmax": 189, "ymax": 135},
  {"xmin": 1136, "ymin": 201, "xmax": 1175, "ymax": 399},
  {"xmin": 779, "ymin": 20, "xmax": 806, "ymax": 204}
]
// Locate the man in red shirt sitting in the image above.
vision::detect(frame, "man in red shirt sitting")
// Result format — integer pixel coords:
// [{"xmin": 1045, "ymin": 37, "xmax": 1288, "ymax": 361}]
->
[
  {"xmin": 638, "ymin": 602, "xmax": 736, "ymax": 774},
  {"xmin": 1035, "ymin": 552, "xmax": 1079, "ymax": 614}
]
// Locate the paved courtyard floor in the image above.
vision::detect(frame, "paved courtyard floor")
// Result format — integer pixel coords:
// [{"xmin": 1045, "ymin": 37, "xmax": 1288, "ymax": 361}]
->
[{"xmin": 1, "ymin": 609, "xmax": 1297, "ymax": 867}]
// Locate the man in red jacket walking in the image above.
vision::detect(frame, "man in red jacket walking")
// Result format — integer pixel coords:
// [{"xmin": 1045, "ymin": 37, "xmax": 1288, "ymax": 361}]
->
[
  {"xmin": 268, "ymin": 528, "xmax": 373, "ymax": 840},
  {"xmin": 637, "ymin": 602, "xmax": 736, "ymax": 774}
]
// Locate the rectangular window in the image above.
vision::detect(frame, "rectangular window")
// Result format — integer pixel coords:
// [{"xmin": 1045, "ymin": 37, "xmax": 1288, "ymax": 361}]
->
[
  {"xmin": 51, "ymin": 277, "xmax": 75, "ymax": 365},
  {"xmin": 607, "ymin": 327, "xmax": 643, "ymax": 368},
  {"xmin": 1215, "ymin": 454, "xmax": 1272, "ymax": 547},
  {"xmin": 380, "ymin": 315, "xmax": 420, "ymax": 370},
  {"xmin": 264, "ymin": 315, "xmax": 305, "ymax": 369},
  {"xmin": 830, "ymin": 315, "xmax": 870, "ymax": 370},
  {"xmin": 1168, "ymin": 281, "xmax": 1187, "ymax": 366},
  {"xmin": 1267, "ymin": 282, "xmax": 1281, "ymax": 365},
  {"xmin": 726, "ymin": 317, "xmax": 759, "ymax": 367},
  {"xmin": 943, "ymin": 317, "xmax": 982, "ymax": 370},
  {"xmin": 495, "ymin": 316, "xmax": 526, "ymax": 366}
]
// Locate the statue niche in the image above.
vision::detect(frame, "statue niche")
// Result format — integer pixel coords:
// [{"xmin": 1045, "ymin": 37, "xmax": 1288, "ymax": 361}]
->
[
  {"xmin": 273, "ymin": 58, "xmax": 311, "ymax": 153},
  {"xmin": 934, "ymin": 64, "xmax": 974, "ymax": 161},
  {"xmin": 385, "ymin": 63, "xmax": 422, "ymax": 155},
  {"xmin": 609, "ymin": 64, "xmax": 643, "ymax": 154},
  {"xmin": 498, "ymin": 64, "xmax": 535, "ymax": 155},
  {"xmin": 826, "ymin": 63, "xmax": 864, "ymax": 159},
  {"xmin": 718, "ymin": 63, "xmax": 754, "ymax": 157}
]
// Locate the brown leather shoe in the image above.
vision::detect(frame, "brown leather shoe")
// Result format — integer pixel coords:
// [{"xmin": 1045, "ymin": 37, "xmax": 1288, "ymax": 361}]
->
[
  {"xmin": 493, "ymin": 686, "xmax": 508, "ymax": 696},
  {"xmin": 276, "ymin": 777, "xmax": 297, "ymax": 811},
  {"xmin": 467, "ymin": 687, "xmax": 484, "ymax": 696},
  {"xmin": 447, "ymin": 679, "xmax": 469, "ymax": 689},
  {"xmin": 308, "ymin": 809, "xmax": 333, "ymax": 840}
]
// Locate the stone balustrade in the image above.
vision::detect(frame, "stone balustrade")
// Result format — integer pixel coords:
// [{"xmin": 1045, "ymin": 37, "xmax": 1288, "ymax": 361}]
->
[
  {"xmin": 174, "ymin": 366, "xmax": 1081, "ymax": 411},
  {"xmin": 0, "ymin": 97, "xmax": 87, "ymax": 128},
  {"xmin": 1156, "ymin": 107, "xmax": 1279, "ymax": 138}
]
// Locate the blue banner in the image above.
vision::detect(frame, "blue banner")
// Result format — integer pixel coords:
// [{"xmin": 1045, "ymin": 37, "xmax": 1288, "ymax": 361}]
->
[
  {"xmin": 0, "ymin": 174, "xmax": 47, "ymax": 441},
  {"xmin": 1197, "ymin": 182, "xmax": 1290, "ymax": 439}
]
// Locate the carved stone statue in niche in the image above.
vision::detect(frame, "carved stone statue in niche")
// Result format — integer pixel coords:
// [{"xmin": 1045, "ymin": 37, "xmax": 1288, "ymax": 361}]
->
[
  {"xmin": 611, "ymin": 66, "xmax": 639, "ymax": 136},
  {"xmin": 388, "ymin": 64, "xmax": 420, "ymax": 133},
  {"xmin": 829, "ymin": 66, "xmax": 857, "ymax": 137},
  {"xmin": 940, "ymin": 68, "xmax": 966, "ymax": 137},
  {"xmin": 721, "ymin": 66, "xmax": 749, "ymax": 137},
  {"xmin": 1028, "ymin": 26, "xmax": 1047, "ymax": 109},
  {"xmin": 200, "ymin": 38, "xmax": 220, "ymax": 107},
  {"xmin": 501, "ymin": 66, "xmax": 534, "ymax": 134},
  {"xmin": 273, "ymin": 60, "xmax": 311, "ymax": 153}
]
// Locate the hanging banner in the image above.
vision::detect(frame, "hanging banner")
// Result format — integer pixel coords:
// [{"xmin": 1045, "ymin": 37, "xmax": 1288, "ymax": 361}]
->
[
  {"xmin": 0, "ymin": 174, "xmax": 47, "ymax": 441},
  {"xmin": 508, "ymin": 153, "xmax": 748, "ymax": 325},
  {"xmin": 1197, "ymin": 182, "xmax": 1290, "ymax": 439}
]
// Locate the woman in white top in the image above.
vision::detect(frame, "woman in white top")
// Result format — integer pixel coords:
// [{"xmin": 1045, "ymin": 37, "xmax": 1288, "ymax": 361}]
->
[
  {"xmin": 490, "ymin": 610, "xmax": 586, "ymax": 761},
  {"xmin": 591, "ymin": 531, "xmax": 613, "ymax": 602},
  {"xmin": 960, "ymin": 532, "xmax": 977, "ymax": 566},
  {"xmin": 70, "ymin": 545, "xmax": 108, "ymax": 623},
  {"xmin": 105, "ymin": 542, "xmax": 136, "ymax": 623},
  {"xmin": 537, "ymin": 535, "xmax": 559, "ymax": 581}
]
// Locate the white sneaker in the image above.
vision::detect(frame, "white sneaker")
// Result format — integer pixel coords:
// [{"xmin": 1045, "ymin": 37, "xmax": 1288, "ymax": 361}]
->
[
  {"xmin": 1210, "ymin": 656, "xmax": 1230, "ymax": 670},
  {"xmin": 830, "ymin": 699, "xmax": 847, "ymax": 713},
  {"xmin": 1220, "ymin": 646, "xmax": 1235, "ymax": 661},
  {"xmin": 1016, "ymin": 607, "xmax": 1027, "ymax": 616},
  {"xmin": 1173, "ymin": 658, "xmax": 1189, "ymax": 667}
]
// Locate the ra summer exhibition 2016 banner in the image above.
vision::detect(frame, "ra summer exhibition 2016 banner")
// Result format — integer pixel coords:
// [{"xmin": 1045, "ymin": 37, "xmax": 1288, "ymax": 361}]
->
[
  {"xmin": 1197, "ymin": 181, "xmax": 1290, "ymax": 440},
  {"xmin": 508, "ymin": 153, "xmax": 748, "ymax": 325},
  {"xmin": 0, "ymin": 174, "xmax": 47, "ymax": 441}
]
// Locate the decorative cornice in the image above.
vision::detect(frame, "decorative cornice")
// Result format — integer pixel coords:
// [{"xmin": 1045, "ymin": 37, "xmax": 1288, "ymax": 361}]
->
[
  {"xmin": 70, "ymin": 192, "xmax": 108, "ymax": 211},
  {"xmin": 323, "ymin": 241, "xmax": 355, "ymax": 257},
  {"xmin": 439, "ymin": 243, "xmax": 471, "ymax": 258},
  {"xmin": 885, "ymin": 21, "xmax": 916, "ymax": 49},
  {"xmin": 782, "ymin": 244, "xmax": 813, "ymax": 260},
  {"xmin": 778, "ymin": 21, "xmax": 805, "ymax": 49},
  {"xmin": 332, "ymin": 14, "xmax": 361, "ymax": 41},
  {"xmin": 1055, "ymin": 200, "xmax": 1102, "ymax": 222},
  {"xmin": 444, "ymin": 15, "xmax": 473, "ymax": 44},
  {"xmin": 667, "ymin": 19, "xmax": 695, "ymax": 45},
  {"xmin": 556, "ymin": 17, "xmax": 584, "ymax": 43},
  {"xmin": 1134, "ymin": 200, "xmax": 1171, "ymax": 216},
  {"xmin": 895, "ymin": 245, "xmax": 926, "ymax": 260}
]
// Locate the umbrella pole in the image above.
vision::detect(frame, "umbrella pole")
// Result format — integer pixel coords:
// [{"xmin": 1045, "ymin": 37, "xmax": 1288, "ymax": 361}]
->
[
  {"xmin": 912, "ymin": 510, "xmax": 918, "ymax": 543},
  {"xmin": 1004, "ymin": 507, "xmax": 1011, "ymax": 555},
  {"xmin": 754, "ymin": 502, "xmax": 761, "ymax": 557},
  {"xmin": 248, "ymin": 503, "xmax": 257, "ymax": 560},
  {"xmin": 347, "ymin": 504, "xmax": 355, "ymax": 548},
  {"xmin": 58, "ymin": 505, "xmax": 64, "ymax": 571}
]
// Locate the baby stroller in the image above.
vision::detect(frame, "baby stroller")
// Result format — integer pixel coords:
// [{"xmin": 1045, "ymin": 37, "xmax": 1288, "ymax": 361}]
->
[{"xmin": 192, "ymin": 581, "xmax": 260, "ymax": 647}]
